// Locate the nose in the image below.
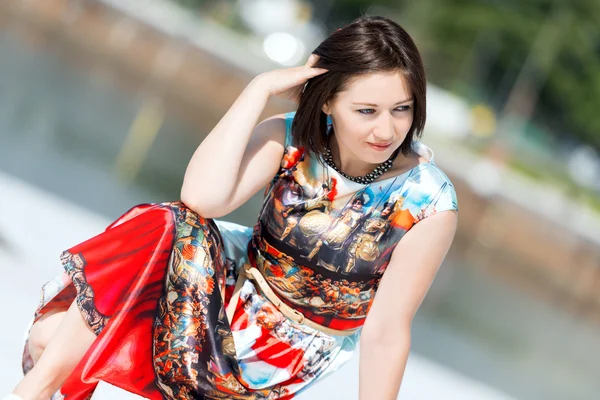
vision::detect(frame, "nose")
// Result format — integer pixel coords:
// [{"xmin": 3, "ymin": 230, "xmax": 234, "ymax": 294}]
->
[{"xmin": 372, "ymin": 113, "xmax": 395, "ymax": 142}]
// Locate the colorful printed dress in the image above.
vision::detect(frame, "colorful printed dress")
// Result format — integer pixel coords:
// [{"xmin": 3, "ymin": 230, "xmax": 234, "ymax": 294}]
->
[{"xmin": 22, "ymin": 111, "xmax": 458, "ymax": 399}]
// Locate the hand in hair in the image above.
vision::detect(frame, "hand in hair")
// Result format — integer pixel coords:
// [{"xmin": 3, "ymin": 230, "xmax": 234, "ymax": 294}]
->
[{"xmin": 256, "ymin": 54, "xmax": 328, "ymax": 103}]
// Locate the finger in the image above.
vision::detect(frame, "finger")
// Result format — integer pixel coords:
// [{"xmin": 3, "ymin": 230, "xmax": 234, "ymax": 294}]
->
[
  {"xmin": 306, "ymin": 66, "xmax": 329, "ymax": 77},
  {"xmin": 306, "ymin": 53, "xmax": 320, "ymax": 68},
  {"xmin": 291, "ymin": 63, "xmax": 327, "ymax": 84}
]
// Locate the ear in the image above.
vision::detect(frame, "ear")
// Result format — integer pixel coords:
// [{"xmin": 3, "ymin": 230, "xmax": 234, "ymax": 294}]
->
[{"xmin": 321, "ymin": 101, "xmax": 331, "ymax": 115}]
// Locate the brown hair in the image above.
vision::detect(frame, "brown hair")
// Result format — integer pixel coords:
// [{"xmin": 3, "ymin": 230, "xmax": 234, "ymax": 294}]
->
[{"xmin": 292, "ymin": 15, "xmax": 426, "ymax": 159}]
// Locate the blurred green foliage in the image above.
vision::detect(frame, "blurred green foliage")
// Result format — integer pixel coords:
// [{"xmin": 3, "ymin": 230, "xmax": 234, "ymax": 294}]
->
[
  {"xmin": 174, "ymin": 0, "xmax": 599, "ymax": 153},
  {"xmin": 392, "ymin": 0, "xmax": 599, "ymax": 152}
]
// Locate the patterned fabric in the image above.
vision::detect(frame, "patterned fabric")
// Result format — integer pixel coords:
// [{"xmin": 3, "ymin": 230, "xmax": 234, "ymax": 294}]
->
[
  {"xmin": 250, "ymin": 112, "xmax": 459, "ymax": 330},
  {"xmin": 22, "ymin": 111, "xmax": 457, "ymax": 399}
]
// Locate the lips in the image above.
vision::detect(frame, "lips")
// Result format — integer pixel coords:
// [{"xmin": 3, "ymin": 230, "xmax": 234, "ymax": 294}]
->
[{"xmin": 367, "ymin": 142, "xmax": 393, "ymax": 151}]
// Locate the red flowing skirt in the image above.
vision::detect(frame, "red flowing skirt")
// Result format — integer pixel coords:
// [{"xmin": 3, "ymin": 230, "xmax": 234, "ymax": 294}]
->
[{"xmin": 23, "ymin": 202, "xmax": 354, "ymax": 400}]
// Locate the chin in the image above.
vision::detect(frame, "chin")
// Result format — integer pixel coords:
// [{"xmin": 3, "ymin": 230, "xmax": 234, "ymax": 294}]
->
[
  {"xmin": 364, "ymin": 146, "xmax": 399, "ymax": 163},
  {"xmin": 360, "ymin": 153, "xmax": 390, "ymax": 166}
]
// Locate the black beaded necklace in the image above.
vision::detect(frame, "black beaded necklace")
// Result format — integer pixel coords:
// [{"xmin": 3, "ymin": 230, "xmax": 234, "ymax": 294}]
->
[{"xmin": 323, "ymin": 145, "xmax": 398, "ymax": 185}]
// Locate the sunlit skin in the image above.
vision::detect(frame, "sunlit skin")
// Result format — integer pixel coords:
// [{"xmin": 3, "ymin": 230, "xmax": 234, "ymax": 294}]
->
[{"xmin": 322, "ymin": 70, "xmax": 420, "ymax": 179}]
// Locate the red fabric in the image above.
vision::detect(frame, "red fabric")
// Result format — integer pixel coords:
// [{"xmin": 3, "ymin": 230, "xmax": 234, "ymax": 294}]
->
[
  {"xmin": 49, "ymin": 204, "xmax": 176, "ymax": 399},
  {"xmin": 250, "ymin": 327, "xmax": 305, "ymax": 374}
]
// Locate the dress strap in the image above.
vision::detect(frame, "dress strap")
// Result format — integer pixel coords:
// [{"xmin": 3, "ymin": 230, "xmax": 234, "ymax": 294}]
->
[
  {"xmin": 279, "ymin": 111, "xmax": 305, "ymax": 171},
  {"xmin": 283, "ymin": 111, "xmax": 295, "ymax": 148},
  {"xmin": 413, "ymin": 141, "xmax": 436, "ymax": 164}
]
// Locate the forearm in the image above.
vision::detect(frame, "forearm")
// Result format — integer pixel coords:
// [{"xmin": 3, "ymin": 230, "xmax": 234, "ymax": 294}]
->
[
  {"xmin": 181, "ymin": 76, "xmax": 271, "ymax": 210},
  {"xmin": 359, "ymin": 330, "xmax": 410, "ymax": 400}
]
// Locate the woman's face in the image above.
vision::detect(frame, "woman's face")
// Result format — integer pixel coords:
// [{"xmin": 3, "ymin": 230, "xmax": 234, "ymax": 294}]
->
[{"xmin": 323, "ymin": 70, "xmax": 415, "ymax": 166}]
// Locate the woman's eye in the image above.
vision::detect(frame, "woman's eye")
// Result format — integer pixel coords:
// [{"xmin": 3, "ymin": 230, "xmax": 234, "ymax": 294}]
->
[
  {"xmin": 358, "ymin": 106, "xmax": 411, "ymax": 115},
  {"xmin": 357, "ymin": 109, "xmax": 375, "ymax": 115}
]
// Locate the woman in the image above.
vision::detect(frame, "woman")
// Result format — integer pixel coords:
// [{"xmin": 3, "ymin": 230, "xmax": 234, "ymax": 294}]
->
[{"xmin": 6, "ymin": 15, "xmax": 458, "ymax": 400}]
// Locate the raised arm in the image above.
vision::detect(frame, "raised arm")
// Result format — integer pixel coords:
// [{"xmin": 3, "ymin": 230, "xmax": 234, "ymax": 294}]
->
[
  {"xmin": 180, "ymin": 55, "xmax": 328, "ymax": 218},
  {"xmin": 180, "ymin": 78, "xmax": 281, "ymax": 218}
]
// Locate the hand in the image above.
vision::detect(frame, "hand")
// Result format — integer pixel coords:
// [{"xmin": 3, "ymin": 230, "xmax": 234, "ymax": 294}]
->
[{"xmin": 255, "ymin": 54, "xmax": 328, "ymax": 103}]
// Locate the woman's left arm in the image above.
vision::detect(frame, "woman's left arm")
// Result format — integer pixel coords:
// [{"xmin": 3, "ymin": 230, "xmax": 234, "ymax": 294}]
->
[{"xmin": 359, "ymin": 210, "xmax": 458, "ymax": 399}]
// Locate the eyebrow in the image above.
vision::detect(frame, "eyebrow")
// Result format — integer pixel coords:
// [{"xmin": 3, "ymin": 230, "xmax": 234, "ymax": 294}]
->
[{"xmin": 352, "ymin": 98, "xmax": 414, "ymax": 107}]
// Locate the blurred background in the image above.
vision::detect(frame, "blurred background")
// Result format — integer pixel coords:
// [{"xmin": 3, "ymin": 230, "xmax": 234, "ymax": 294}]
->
[{"xmin": 1, "ymin": 0, "xmax": 599, "ymax": 399}]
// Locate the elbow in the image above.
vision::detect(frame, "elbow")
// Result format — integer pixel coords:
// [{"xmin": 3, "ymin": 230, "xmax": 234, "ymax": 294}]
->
[
  {"xmin": 360, "ymin": 320, "xmax": 412, "ymax": 349},
  {"xmin": 180, "ymin": 190, "xmax": 229, "ymax": 219}
]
